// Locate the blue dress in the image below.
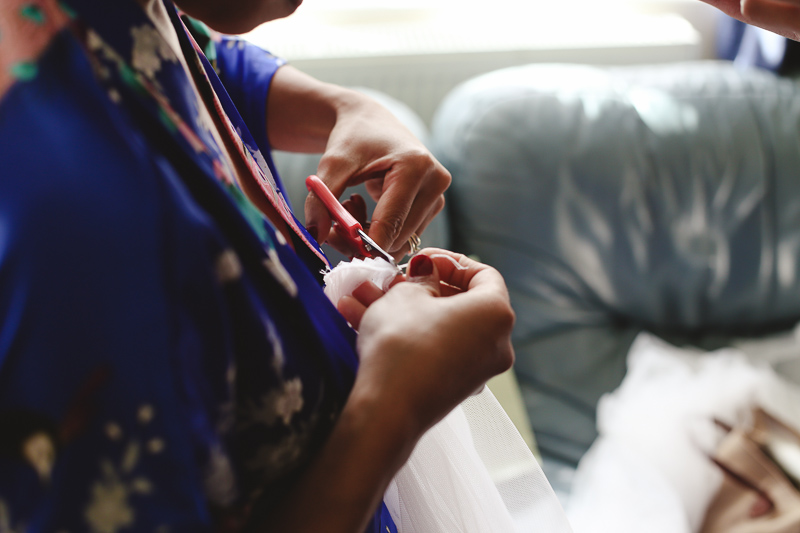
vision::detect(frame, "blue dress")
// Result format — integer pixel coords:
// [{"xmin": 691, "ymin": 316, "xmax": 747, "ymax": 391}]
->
[{"xmin": 0, "ymin": 0, "xmax": 396, "ymax": 531}]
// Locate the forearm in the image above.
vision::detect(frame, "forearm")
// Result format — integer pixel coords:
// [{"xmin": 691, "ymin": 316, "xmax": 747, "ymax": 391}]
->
[
  {"xmin": 266, "ymin": 65, "xmax": 372, "ymax": 153},
  {"xmin": 266, "ymin": 251, "xmax": 515, "ymax": 530},
  {"xmin": 265, "ymin": 382, "xmax": 419, "ymax": 532}
]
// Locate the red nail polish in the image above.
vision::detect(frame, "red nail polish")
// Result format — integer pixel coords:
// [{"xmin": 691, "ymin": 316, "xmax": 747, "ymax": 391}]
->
[{"xmin": 408, "ymin": 254, "xmax": 433, "ymax": 277}]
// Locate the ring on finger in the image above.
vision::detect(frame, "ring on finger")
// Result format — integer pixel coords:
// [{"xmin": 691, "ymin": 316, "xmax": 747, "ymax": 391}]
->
[{"xmin": 407, "ymin": 232, "xmax": 422, "ymax": 255}]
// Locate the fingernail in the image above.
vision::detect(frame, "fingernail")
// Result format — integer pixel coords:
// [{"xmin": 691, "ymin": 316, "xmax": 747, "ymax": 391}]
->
[
  {"xmin": 307, "ymin": 225, "xmax": 318, "ymax": 242},
  {"xmin": 408, "ymin": 254, "xmax": 433, "ymax": 278}
]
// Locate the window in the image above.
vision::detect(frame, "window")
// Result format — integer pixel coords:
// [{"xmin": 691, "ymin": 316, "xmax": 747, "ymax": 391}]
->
[
  {"xmin": 244, "ymin": 0, "xmax": 719, "ymax": 125},
  {"xmin": 246, "ymin": 0, "xmax": 717, "ymax": 61}
]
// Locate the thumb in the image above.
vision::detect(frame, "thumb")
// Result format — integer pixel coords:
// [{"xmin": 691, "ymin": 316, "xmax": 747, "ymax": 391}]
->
[
  {"xmin": 406, "ymin": 254, "xmax": 441, "ymax": 297},
  {"xmin": 304, "ymin": 174, "xmax": 342, "ymax": 245},
  {"xmin": 304, "ymin": 192, "xmax": 331, "ymax": 245},
  {"xmin": 307, "ymin": 147, "xmax": 360, "ymax": 245}
]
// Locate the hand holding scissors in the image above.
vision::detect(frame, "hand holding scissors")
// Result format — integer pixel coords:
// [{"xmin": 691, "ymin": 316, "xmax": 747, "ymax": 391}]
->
[{"xmin": 305, "ymin": 175, "xmax": 399, "ymax": 269}]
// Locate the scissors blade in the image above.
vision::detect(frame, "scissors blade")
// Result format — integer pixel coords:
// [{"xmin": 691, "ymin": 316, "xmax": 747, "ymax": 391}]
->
[
  {"xmin": 306, "ymin": 175, "xmax": 399, "ymax": 269},
  {"xmin": 357, "ymin": 229, "xmax": 398, "ymax": 269}
]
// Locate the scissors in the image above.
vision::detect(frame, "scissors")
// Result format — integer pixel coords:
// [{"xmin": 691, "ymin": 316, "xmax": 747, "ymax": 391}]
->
[{"xmin": 305, "ymin": 175, "xmax": 399, "ymax": 270}]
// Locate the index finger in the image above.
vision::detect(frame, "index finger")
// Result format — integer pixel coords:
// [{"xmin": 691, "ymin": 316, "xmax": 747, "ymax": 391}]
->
[
  {"xmin": 419, "ymin": 248, "xmax": 509, "ymax": 297},
  {"xmin": 367, "ymin": 166, "xmax": 420, "ymax": 252}
]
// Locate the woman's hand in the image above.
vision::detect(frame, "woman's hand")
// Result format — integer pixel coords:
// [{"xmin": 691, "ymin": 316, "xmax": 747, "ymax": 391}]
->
[
  {"xmin": 702, "ymin": 0, "xmax": 800, "ymax": 40},
  {"xmin": 309, "ymin": 97, "xmax": 451, "ymax": 258},
  {"xmin": 267, "ymin": 250, "xmax": 513, "ymax": 532},
  {"xmin": 341, "ymin": 249, "xmax": 516, "ymax": 435},
  {"xmin": 267, "ymin": 66, "xmax": 451, "ymax": 258}
]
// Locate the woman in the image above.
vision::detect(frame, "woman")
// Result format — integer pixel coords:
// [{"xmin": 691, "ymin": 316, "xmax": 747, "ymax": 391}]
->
[{"xmin": 0, "ymin": 0, "xmax": 514, "ymax": 531}]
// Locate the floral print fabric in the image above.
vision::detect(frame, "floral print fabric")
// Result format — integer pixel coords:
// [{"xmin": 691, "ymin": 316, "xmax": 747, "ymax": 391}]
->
[
  {"xmin": 0, "ymin": 0, "xmax": 395, "ymax": 531},
  {"xmin": 0, "ymin": 0, "xmax": 70, "ymax": 97}
]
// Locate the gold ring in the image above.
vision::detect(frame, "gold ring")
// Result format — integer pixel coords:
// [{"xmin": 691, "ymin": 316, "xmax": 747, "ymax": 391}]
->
[{"xmin": 407, "ymin": 232, "xmax": 422, "ymax": 255}]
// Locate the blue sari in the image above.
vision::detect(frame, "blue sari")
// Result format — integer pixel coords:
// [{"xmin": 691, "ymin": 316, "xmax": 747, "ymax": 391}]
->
[{"xmin": 0, "ymin": 0, "xmax": 396, "ymax": 530}]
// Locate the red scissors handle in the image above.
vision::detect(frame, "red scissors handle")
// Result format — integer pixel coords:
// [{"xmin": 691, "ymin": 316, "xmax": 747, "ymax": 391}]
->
[{"xmin": 305, "ymin": 175, "xmax": 371, "ymax": 257}]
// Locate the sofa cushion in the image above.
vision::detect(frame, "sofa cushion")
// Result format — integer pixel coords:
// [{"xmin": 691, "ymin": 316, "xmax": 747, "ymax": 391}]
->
[{"xmin": 432, "ymin": 62, "xmax": 800, "ymax": 462}]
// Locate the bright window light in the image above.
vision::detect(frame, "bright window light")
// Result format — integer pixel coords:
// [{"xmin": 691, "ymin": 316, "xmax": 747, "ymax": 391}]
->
[{"xmin": 245, "ymin": 0, "xmax": 704, "ymax": 61}]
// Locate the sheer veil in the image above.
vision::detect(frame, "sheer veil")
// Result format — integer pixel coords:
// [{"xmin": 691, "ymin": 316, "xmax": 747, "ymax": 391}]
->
[{"xmin": 324, "ymin": 258, "xmax": 573, "ymax": 533}]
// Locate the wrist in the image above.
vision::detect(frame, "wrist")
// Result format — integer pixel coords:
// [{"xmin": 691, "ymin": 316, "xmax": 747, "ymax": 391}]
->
[
  {"xmin": 342, "ymin": 377, "xmax": 422, "ymax": 470},
  {"xmin": 263, "ymin": 367, "xmax": 422, "ymax": 531},
  {"xmin": 328, "ymin": 85, "xmax": 377, "ymax": 117}
]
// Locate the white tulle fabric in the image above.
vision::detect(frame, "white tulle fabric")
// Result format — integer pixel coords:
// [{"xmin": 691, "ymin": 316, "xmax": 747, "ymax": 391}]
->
[
  {"xmin": 323, "ymin": 259, "xmax": 573, "ymax": 533},
  {"xmin": 384, "ymin": 387, "xmax": 574, "ymax": 533},
  {"xmin": 323, "ymin": 257, "xmax": 400, "ymax": 308},
  {"xmin": 567, "ymin": 332, "xmax": 800, "ymax": 533}
]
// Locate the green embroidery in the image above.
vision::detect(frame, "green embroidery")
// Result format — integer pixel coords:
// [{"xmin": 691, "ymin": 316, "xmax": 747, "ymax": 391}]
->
[
  {"xmin": 10, "ymin": 62, "xmax": 38, "ymax": 81},
  {"xmin": 58, "ymin": 1, "xmax": 77, "ymax": 19},
  {"xmin": 20, "ymin": 4, "xmax": 45, "ymax": 25},
  {"xmin": 226, "ymin": 184, "xmax": 271, "ymax": 244},
  {"xmin": 117, "ymin": 63, "xmax": 147, "ymax": 96},
  {"xmin": 157, "ymin": 108, "xmax": 178, "ymax": 134},
  {"xmin": 182, "ymin": 16, "xmax": 217, "ymax": 66}
]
